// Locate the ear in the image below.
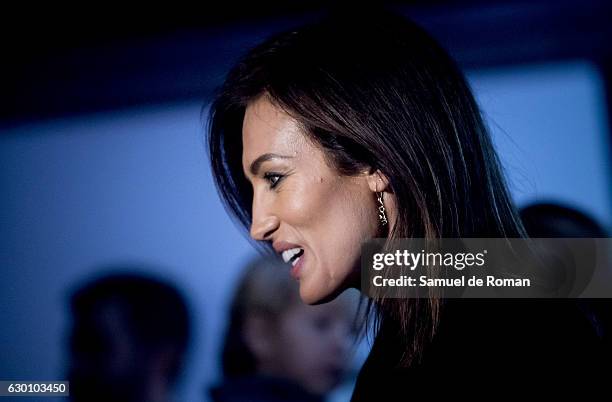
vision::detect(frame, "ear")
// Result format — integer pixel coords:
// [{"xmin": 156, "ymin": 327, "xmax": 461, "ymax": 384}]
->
[
  {"xmin": 243, "ymin": 313, "xmax": 275, "ymax": 361},
  {"xmin": 366, "ymin": 169, "xmax": 390, "ymax": 193}
]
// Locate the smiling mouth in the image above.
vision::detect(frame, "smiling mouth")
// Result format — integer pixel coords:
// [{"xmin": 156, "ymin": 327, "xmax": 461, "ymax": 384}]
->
[{"xmin": 281, "ymin": 247, "xmax": 304, "ymax": 266}]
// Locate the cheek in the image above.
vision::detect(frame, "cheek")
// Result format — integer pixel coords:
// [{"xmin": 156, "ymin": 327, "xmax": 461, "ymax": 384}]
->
[
  {"xmin": 279, "ymin": 172, "xmax": 378, "ymax": 303},
  {"xmin": 286, "ymin": 175, "xmax": 376, "ymax": 232},
  {"xmin": 325, "ymin": 190, "xmax": 377, "ymax": 271},
  {"xmin": 307, "ymin": 180, "xmax": 378, "ymax": 280},
  {"xmin": 276, "ymin": 179, "xmax": 317, "ymax": 224}
]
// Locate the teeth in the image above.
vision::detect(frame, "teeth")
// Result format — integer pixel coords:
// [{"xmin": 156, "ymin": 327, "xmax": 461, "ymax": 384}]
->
[
  {"xmin": 291, "ymin": 253, "xmax": 303, "ymax": 267},
  {"xmin": 281, "ymin": 247, "xmax": 304, "ymax": 264}
]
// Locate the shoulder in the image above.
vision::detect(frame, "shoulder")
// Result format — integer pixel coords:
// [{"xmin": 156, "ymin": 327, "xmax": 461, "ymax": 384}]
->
[
  {"xmin": 350, "ymin": 299, "xmax": 608, "ymax": 400},
  {"xmin": 425, "ymin": 299, "xmax": 603, "ymax": 365}
]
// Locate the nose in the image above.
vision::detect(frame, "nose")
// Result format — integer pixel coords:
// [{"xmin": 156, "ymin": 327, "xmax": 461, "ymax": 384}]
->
[{"xmin": 249, "ymin": 192, "xmax": 280, "ymax": 241}]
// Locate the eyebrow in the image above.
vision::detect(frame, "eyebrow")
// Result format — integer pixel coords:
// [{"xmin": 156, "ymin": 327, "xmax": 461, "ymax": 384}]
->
[{"xmin": 249, "ymin": 153, "xmax": 294, "ymax": 176}]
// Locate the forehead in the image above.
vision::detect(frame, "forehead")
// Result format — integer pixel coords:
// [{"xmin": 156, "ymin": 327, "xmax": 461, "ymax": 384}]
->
[{"xmin": 242, "ymin": 97, "xmax": 305, "ymax": 162}]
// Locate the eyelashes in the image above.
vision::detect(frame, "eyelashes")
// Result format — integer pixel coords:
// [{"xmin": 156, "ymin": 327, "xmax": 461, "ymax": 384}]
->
[
  {"xmin": 262, "ymin": 167, "xmax": 294, "ymax": 190},
  {"xmin": 263, "ymin": 172, "xmax": 284, "ymax": 189}
]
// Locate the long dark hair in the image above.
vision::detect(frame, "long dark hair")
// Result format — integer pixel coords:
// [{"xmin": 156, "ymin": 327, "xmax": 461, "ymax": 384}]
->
[{"xmin": 206, "ymin": 9, "xmax": 525, "ymax": 366}]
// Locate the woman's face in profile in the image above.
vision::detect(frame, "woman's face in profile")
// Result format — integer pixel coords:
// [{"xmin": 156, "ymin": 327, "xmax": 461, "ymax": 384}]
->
[{"xmin": 242, "ymin": 96, "xmax": 380, "ymax": 304}]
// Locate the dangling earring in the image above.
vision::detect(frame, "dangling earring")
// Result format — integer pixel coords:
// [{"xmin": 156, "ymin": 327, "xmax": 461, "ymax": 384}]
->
[{"xmin": 376, "ymin": 188, "xmax": 388, "ymax": 226}]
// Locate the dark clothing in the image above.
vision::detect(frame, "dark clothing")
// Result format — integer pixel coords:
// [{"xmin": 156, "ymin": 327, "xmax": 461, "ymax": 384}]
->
[
  {"xmin": 210, "ymin": 375, "xmax": 324, "ymax": 402},
  {"xmin": 351, "ymin": 299, "xmax": 610, "ymax": 401}
]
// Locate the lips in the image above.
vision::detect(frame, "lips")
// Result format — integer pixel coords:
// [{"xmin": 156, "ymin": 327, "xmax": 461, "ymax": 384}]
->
[{"xmin": 273, "ymin": 240, "xmax": 301, "ymax": 254}]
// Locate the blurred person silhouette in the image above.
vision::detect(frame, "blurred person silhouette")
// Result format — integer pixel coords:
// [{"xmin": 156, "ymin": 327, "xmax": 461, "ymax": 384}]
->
[
  {"xmin": 520, "ymin": 202, "xmax": 609, "ymax": 239},
  {"xmin": 520, "ymin": 202, "xmax": 611, "ymax": 347},
  {"xmin": 210, "ymin": 256, "xmax": 360, "ymax": 402},
  {"xmin": 67, "ymin": 271, "xmax": 191, "ymax": 402}
]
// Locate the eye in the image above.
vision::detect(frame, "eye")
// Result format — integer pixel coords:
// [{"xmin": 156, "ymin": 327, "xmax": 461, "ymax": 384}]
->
[{"xmin": 263, "ymin": 172, "xmax": 284, "ymax": 189}]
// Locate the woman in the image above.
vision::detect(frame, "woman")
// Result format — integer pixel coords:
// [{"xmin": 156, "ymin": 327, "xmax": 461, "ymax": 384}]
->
[
  {"xmin": 210, "ymin": 256, "xmax": 358, "ymax": 402},
  {"xmin": 207, "ymin": 9, "xmax": 604, "ymax": 399}
]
